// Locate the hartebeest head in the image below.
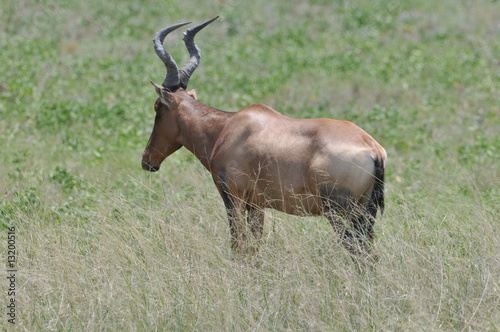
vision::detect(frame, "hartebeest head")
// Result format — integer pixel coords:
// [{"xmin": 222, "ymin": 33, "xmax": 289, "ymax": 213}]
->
[{"xmin": 142, "ymin": 16, "xmax": 218, "ymax": 172}]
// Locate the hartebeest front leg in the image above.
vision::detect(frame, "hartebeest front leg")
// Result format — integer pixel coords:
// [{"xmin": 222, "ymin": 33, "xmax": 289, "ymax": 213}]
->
[
  {"xmin": 247, "ymin": 206, "xmax": 265, "ymax": 253},
  {"xmin": 225, "ymin": 204, "xmax": 264, "ymax": 255},
  {"xmin": 219, "ymin": 174, "xmax": 249, "ymax": 253},
  {"xmin": 226, "ymin": 200, "xmax": 248, "ymax": 253}
]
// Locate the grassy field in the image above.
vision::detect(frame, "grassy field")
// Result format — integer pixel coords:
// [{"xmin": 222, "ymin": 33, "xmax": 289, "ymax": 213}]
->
[{"xmin": 1, "ymin": 0, "xmax": 499, "ymax": 330}]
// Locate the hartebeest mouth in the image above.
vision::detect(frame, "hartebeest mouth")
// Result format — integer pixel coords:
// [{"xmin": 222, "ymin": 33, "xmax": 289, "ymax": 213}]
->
[
  {"xmin": 141, "ymin": 16, "xmax": 387, "ymax": 265},
  {"xmin": 141, "ymin": 160, "xmax": 159, "ymax": 172}
]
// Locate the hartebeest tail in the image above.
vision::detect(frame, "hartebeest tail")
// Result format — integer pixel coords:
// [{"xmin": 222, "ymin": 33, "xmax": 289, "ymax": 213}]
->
[
  {"xmin": 363, "ymin": 156, "xmax": 386, "ymax": 246},
  {"xmin": 369, "ymin": 157, "xmax": 386, "ymax": 218},
  {"xmin": 141, "ymin": 17, "xmax": 388, "ymax": 264}
]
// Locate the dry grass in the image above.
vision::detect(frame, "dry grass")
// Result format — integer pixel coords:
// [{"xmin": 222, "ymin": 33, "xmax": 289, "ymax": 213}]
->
[
  {"xmin": 1, "ymin": 0, "xmax": 499, "ymax": 330},
  {"xmin": 3, "ymin": 161, "xmax": 496, "ymax": 330}
]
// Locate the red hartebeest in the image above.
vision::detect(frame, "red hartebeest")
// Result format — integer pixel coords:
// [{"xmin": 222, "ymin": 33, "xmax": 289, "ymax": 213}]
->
[{"xmin": 142, "ymin": 17, "xmax": 387, "ymax": 261}]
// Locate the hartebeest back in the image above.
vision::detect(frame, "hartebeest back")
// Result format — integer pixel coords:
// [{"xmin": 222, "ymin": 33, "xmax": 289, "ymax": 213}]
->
[{"xmin": 141, "ymin": 17, "xmax": 387, "ymax": 262}]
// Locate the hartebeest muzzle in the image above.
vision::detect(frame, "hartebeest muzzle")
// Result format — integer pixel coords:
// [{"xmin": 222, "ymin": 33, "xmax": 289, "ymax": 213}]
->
[{"xmin": 141, "ymin": 160, "xmax": 159, "ymax": 172}]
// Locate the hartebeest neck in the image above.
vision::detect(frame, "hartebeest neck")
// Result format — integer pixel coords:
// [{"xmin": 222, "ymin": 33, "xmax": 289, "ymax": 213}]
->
[{"xmin": 174, "ymin": 92, "xmax": 233, "ymax": 171}]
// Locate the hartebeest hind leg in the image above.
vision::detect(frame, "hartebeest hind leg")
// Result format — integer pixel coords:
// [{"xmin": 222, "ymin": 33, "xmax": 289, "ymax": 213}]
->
[{"xmin": 320, "ymin": 189, "xmax": 376, "ymax": 261}]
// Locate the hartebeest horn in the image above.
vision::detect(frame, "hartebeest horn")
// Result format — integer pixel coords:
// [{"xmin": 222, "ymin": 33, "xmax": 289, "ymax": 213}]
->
[
  {"xmin": 153, "ymin": 21, "xmax": 191, "ymax": 89},
  {"xmin": 179, "ymin": 16, "xmax": 219, "ymax": 89}
]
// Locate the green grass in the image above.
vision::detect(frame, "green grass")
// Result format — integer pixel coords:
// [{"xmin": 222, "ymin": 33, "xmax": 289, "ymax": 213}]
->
[{"xmin": 1, "ymin": 0, "xmax": 499, "ymax": 330}]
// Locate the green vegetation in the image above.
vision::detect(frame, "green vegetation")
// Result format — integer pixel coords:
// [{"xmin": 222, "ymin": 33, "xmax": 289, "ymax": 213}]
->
[{"xmin": 1, "ymin": 0, "xmax": 499, "ymax": 330}]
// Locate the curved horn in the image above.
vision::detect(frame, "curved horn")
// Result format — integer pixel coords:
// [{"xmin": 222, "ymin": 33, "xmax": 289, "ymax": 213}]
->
[
  {"xmin": 153, "ymin": 21, "xmax": 191, "ymax": 88},
  {"xmin": 179, "ymin": 16, "xmax": 219, "ymax": 88}
]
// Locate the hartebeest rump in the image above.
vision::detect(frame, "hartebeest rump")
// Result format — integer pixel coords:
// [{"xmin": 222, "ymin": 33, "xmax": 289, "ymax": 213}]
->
[{"xmin": 142, "ymin": 17, "xmax": 387, "ymax": 261}]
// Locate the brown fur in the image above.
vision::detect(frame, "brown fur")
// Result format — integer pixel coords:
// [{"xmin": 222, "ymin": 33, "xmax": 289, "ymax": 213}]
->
[{"xmin": 142, "ymin": 84, "xmax": 387, "ymax": 260}]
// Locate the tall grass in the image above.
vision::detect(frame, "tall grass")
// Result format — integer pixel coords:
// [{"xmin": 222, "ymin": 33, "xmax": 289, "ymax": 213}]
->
[
  {"xmin": 1, "ymin": 0, "xmax": 499, "ymax": 330},
  {"xmin": 5, "ymin": 162, "xmax": 499, "ymax": 330}
]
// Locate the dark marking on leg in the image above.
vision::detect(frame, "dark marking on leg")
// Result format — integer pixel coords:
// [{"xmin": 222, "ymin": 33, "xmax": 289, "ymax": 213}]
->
[
  {"xmin": 320, "ymin": 187, "xmax": 378, "ymax": 266},
  {"xmin": 219, "ymin": 170, "xmax": 238, "ymax": 249},
  {"xmin": 219, "ymin": 169, "xmax": 250, "ymax": 253},
  {"xmin": 219, "ymin": 170, "xmax": 233, "ymax": 211},
  {"xmin": 320, "ymin": 187, "xmax": 356, "ymax": 243}
]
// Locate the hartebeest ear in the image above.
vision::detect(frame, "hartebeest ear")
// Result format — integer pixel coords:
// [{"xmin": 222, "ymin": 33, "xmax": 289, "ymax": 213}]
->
[
  {"xmin": 187, "ymin": 89, "xmax": 197, "ymax": 101},
  {"xmin": 150, "ymin": 80, "xmax": 175, "ymax": 108}
]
